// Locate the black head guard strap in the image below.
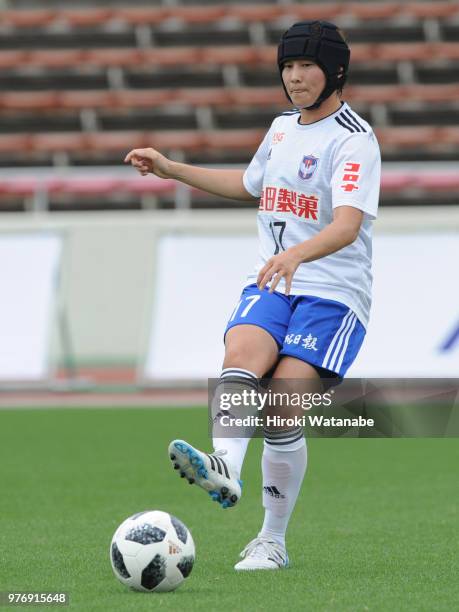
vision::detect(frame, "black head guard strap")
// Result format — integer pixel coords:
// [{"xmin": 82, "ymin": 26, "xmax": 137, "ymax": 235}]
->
[{"xmin": 278, "ymin": 20, "xmax": 350, "ymax": 110}]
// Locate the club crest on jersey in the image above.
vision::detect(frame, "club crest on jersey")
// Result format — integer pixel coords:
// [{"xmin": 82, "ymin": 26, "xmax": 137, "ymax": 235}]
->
[{"xmin": 298, "ymin": 155, "xmax": 319, "ymax": 180}]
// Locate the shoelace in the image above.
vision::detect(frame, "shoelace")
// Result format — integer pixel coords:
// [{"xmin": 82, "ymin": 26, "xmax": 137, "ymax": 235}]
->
[{"xmin": 240, "ymin": 537, "xmax": 286, "ymax": 565}]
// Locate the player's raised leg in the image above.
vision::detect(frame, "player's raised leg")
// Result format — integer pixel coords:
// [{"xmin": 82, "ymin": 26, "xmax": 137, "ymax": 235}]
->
[{"xmin": 169, "ymin": 323, "xmax": 278, "ymax": 508}]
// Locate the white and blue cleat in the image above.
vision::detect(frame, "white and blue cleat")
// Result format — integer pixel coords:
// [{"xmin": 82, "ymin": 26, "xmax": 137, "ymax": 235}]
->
[{"xmin": 168, "ymin": 439, "xmax": 242, "ymax": 509}]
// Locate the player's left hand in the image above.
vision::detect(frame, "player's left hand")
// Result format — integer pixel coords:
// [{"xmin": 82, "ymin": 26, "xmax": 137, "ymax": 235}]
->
[{"xmin": 257, "ymin": 246, "xmax": 303, "ymax": 295}]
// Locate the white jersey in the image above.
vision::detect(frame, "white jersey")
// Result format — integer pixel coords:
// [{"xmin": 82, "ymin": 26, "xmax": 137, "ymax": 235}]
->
[{"xmin": 243, "ymin": 101, "xmax": 381, "ymax": 329}]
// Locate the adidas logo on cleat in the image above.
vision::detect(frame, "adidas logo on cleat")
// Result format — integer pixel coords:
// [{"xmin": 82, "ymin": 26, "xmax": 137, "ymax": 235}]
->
[
  {"xmin": 263, "ymin": 486, "xmax": 285, "ymax": 499},
  {"xmin": 206, "ymin": 453, "xmax": 230, "ymax": 478}
]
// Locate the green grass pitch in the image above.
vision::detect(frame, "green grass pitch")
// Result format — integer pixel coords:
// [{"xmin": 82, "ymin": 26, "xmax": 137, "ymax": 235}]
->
[{"xmin": 0, "ymin": 407, "xmax": 458, "ymax": 611}]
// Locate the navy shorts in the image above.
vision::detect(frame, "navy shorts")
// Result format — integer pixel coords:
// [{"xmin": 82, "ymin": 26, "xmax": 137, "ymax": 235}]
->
[{"xmin": 225, "ymin": 283, "xmax": 365, "ymax": 380}]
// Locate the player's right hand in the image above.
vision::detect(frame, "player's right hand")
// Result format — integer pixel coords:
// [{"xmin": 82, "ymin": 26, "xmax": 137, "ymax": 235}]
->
[{"xmin": 124, "ymin": 147, "xmax": 172, "ymax": 178}]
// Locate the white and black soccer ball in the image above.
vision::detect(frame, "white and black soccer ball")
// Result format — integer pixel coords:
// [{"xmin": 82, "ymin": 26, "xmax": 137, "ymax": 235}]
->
[{"xmin": 110, "ymin": 510, "xmax": 195, "ymax": 593}]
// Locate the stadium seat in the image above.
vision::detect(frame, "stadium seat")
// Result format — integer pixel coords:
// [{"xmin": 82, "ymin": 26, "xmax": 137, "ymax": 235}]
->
[
  {"xmin": 141, "ymin": 47, "xmax": 202, "ymax": 67},
  {"xmin": 199, "ymin": 46, "xmax": 259, "ymax": 66},
  {"xmin": 147, "ymin": 131, "xmax": 204, "ymax": 151},
  {"xmin": 161, "ymin": 6, "xmax": 228, "ymax": 24},
  {"xmin": 119, "ymin": 177, "xmax": 175, "ymax": 195},
  {"xmin": 60, "ymin": 9, "xmax": 114, "ymax": 28},
  {"xmin": 376, "ymin": 127, "xmax": 457, "ymax": 149},
  {"xmin": 225, "ymin": 5, "xmax": 285, "ymax": 22},
  {"xmin": 85, "ymin": 131, "xmax": 145, "ymax": 152},
  {"xmin": 111, "ymin": 89, "xmax": 175, "ymax": 108},
  {"xmin": 58, "ymin": 91, "xmax": 112, "ymax": 110},
  {"xmin": 0, "ymin": 92, "xmax": 58, "ymax": 111},
  {"xmin": 379, "ymin": 173, "xmax": 415, "ymax": 192},
  {"xmin": 416, "ymin": 174, "xmax": 459, "ymax": 191},
  {"xmin": 27, "ymin": 49, "xmax": 87, "ymax": 69},
  {"xmin": 0, "ymin": 51, "xmax": 29, "ymax": 70},
  {"xmin": 229, "ymin": 87, "xmax": 284, "ymax": 105},
  {"xmin": 403, "ymin": 84, "xmax": 459, "ymax": 103},
  {"xmin": 31, "ymin": 133, "xmax": 87, "ymax": 153},
  {"xmin": 111, "ymin": 8, "xmax": 168, "ymax": 26},
  {"xmin": 374, "ymin": 43, "xmax": 432, "ymax": 62},
  {"xmin": 348, "ymin": 2, "xmax": 401, "ymax": 20},
  {"xmin": 1, "ymin": 10, "xmax": 56, "ymax": 28},
  {"xmin": 85, "ymin": 49, "xmax": 142, "ymax": 68},
  {"xmin": 406, "ymin": 1, "xmax": 459, "ymax": 19},
  {"xmin": 203, "ymin": 130, "xmax": 264, "ymax": 150},
  {"xmin": 0, "ymin": 178, "xmax": 39, "ymax": 196},
  {"xmin": 282, "ymin": 3, "xmax": 344, "ymax": 20},
  {"xmin": 173, "ymin": 88, "xmax": 232, "ymax": 106},
  {"xmin": 55, "ymin": 177, "xmax": 121, "ymax": 195},
  {"xmin": 0, "ymin": 134, "xmax": 31, "ymax": 154}
]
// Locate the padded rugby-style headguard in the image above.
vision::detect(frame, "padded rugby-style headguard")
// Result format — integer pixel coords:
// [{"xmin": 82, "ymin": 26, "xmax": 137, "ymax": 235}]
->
[{"xmin": 278, "ymin": 20, "xmax": 350, "ymax": 110}]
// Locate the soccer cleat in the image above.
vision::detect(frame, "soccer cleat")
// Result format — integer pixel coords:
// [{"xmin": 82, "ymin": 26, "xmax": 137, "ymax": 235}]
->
[
  {"xmin": 234, "ymin": 537, "xmax": 289, "ymax": 571},
  {"xmin": 168, "ymin": 439, "xmax": 242, "ymax": 509}
]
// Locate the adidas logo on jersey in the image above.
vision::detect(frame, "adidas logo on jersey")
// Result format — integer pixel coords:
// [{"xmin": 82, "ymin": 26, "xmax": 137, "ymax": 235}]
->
[{"xmin": 263, "ymin": 486, "xmax": 285, "ymax": 499}]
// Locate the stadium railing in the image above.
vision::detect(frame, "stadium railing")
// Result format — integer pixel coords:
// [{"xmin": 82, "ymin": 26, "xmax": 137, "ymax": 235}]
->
[{"xmin": 1, "ymin": 170, "xmax": 458, "ymax": 212}]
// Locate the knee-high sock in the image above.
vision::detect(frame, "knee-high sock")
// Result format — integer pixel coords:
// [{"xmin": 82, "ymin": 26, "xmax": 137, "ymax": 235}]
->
[
  {"xmin": 260, "ymin": 431, "xmax": 307, "ymax": 548},
  {"xmin": 212, "ymin": 367, "xmax": 259, "ymax": 479}
]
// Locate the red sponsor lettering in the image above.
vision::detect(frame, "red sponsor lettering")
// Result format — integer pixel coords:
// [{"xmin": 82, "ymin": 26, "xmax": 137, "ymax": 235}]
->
[
  {"xmin": 343, "ymin": 173, "xmax": 359, "ymax": 182},
  {"xmin": 341, "ymin": 161, "xmax": 361, "ymax": 193},
  {"xmin": 341, "ymin": 183, "xmax": 359, "ymax": 192},
  {"xmin": 344, "ymin": 162, "xmax": 361, "ymax": 173},
  {"xmin": 297, "ymin": 194, "xmax": 319, "ymax": 220},
  {"xmin": 264, "ymin": 187, "xmax": 277, "ymax": 211},
  {"xmin": 276, "ymin": 188, "xmax": 297, "ymax": 214},
  {"xmin": 259, "ymin": 186, "xmax": 319, "ymax": 222}
]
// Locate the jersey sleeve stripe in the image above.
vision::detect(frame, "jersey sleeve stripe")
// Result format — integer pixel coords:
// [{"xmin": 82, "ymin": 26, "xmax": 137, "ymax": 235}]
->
[
  {"xmin": 344, "ymin": 109, "xmax": 367, "ymax": 133},
  {"xmin": 334, "ymin": 115, "xmax": 355, "ymax": 133},
  {"xmin": 338, "ymin": 112, "xmax": 364, "ymax": 133}
]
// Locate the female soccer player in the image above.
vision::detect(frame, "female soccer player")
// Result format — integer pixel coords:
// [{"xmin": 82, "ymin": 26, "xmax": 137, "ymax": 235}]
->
[{"xmin": 125, "ymin": 20, "xmax": 381, "ymax": 571}]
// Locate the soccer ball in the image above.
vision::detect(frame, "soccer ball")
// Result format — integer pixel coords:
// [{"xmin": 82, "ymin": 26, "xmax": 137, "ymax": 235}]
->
[{"xmin": 110, "ymin": 510, "xmax": 195, "ymax": 593}]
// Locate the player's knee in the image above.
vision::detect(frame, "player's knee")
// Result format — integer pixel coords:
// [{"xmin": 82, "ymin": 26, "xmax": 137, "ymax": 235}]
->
[
  {"xmin": 223, "ymin": 344, "xmax": 261, "ymax": 372},
  {"xmin": 224, "ymin": 327, "xmax": 278, "ymax": 375}
]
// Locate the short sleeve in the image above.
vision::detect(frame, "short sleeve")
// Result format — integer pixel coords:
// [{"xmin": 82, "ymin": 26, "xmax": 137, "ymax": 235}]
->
[
  {"xmin": 331, "ymin": 131, "xmax": 381, "ymax": 219},
  {"xmin": 243, "ymin": 126, "xmax": 274, "ymax": 198}
]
